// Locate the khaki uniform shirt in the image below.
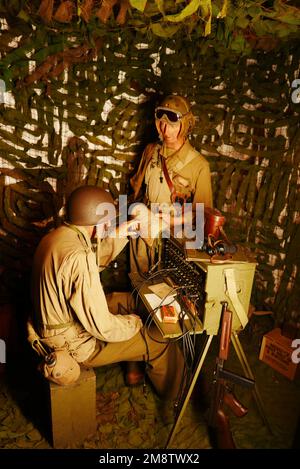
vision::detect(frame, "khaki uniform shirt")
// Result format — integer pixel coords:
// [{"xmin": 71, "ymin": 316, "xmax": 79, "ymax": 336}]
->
[
  {"xmin": 145, "ymin": 140, "xmax": 213, "ymax": 208},
  {"xmin": 31, "ymin": 225, "xmax": 141, "ymax": 362}
]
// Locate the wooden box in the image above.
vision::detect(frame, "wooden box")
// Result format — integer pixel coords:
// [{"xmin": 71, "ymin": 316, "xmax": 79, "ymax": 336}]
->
[
  {"xmin": 259, "ymin": 328, "xmax": 300, "ymax": 381},
  {"xmin": 48, "ymin": 367, "xmax": 97, "ymax": 448}
]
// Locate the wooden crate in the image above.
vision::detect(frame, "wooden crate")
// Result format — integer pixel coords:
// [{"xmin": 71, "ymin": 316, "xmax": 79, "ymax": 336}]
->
[
  {"xmin": 47, "ymin": 367, "xmax": 97, "ymax": 448},
  {"xmin": 259, "ymin": 328, "xmax": 300, "ymax": 381}
]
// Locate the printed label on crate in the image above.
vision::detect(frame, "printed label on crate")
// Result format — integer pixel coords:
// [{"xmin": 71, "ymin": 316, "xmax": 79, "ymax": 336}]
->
[{"xmin": 264, "ymin": 342, "xmax": 291, "ymax": 371}]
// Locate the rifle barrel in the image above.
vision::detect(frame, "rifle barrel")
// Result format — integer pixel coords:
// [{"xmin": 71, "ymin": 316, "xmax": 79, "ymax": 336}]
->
[{"xmin": 218, "ymin": 367, "xmax": 254, "ymax": 388}]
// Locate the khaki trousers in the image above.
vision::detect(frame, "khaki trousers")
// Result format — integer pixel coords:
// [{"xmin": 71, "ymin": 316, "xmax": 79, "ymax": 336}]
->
[{"xmin": 82, "ymin": 292, "xmax": 185, "ymax": 400}]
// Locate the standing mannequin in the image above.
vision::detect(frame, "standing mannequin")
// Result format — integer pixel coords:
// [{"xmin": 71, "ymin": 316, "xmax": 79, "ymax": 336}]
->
[{"xmin": 130, "ymin": 94, "xmax": 213, "ymax": 274}]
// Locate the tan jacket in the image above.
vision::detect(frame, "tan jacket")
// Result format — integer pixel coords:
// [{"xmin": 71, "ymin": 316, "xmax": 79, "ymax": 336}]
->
[
  {"xmin": 145, "ymin": 140, "xmax": 213, "ymax": 208},
  {"xmin": 31, "ymin": 225, "xmax": 142, "ymax": 362}
]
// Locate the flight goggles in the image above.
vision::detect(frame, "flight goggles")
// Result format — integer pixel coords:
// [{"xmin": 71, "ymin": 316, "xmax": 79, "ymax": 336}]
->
[{"xmin": 155, "ymin": 106, "xmax": 188, "ymax": 124}]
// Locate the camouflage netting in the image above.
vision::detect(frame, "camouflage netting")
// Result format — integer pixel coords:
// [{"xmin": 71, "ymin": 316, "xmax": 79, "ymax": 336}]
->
[{"xmin": 0, "ymin": 1, "xmax": 299, "ymax": 326}]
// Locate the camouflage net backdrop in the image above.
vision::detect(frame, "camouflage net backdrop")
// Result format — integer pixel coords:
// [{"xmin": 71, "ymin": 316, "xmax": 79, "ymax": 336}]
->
[{"xmin": 0, "ymin": 4, "xmax": 299, "ymax": 326}]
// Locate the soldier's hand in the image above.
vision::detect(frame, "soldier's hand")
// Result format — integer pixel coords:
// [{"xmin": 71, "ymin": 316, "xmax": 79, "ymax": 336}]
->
[{"xmin": 115, "ymin": 219, "xmax": 140, "ymax": 238}]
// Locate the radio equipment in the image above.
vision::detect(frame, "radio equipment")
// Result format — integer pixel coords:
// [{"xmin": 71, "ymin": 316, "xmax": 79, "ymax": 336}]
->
[
  {"xmin": 161, "ymin": 237, "xmax": 206, "ymax": 323},
  {"xmin": 161, "ymin": 238, "xmax": 270, "ymax": 450},
  {"xmin": 161, "ymin": 237, "xmax": 256, "ymax": 335}
]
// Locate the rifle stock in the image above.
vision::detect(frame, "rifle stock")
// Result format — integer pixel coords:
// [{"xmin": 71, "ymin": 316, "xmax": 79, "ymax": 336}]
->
[
  {"xmin": 223, "ymin": 389, "xmax": 248, "ymax": 418},
  {"xmin": 215, "ymin": 409, "xmax": 236, "ymax": 449},
  {"xmin": 207, "ymin": 301, "xmax": 253, "ymax": 449}
]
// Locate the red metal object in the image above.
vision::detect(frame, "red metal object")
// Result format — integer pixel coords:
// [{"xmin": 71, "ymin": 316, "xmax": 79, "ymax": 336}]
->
[{"xmin": 204, "ymin": 207, "xmax": 226, "ymax": 239}]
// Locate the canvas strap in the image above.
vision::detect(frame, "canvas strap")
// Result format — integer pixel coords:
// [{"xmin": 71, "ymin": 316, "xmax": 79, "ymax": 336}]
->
[
  {"xmin": 224, "ymin": 268, "xmax": 248, "ymax": 329},
  {"xmin": 160, "ymin": 154, "xmax": 176, "ymax": 198}
]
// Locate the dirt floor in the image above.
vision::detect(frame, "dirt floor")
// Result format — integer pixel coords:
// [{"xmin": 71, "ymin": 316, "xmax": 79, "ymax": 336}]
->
[{"xmin": 0, "ymin": 314, "xmax": 299, "ymax": 452}]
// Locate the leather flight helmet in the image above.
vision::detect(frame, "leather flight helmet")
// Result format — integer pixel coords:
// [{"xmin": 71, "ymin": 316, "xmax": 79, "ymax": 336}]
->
[
  {"xmin": 155, "ymin": 94, "xmax": 195, "ymax": 138},
  {"xmin": 66, "ymin": 185, "xmax": 116, "ymax": 226}
]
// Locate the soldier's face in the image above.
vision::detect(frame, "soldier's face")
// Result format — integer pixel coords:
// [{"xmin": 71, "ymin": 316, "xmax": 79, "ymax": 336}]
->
[{"xmin": 157, "ymin": 119, "xmax": 181, "ymax": 145}]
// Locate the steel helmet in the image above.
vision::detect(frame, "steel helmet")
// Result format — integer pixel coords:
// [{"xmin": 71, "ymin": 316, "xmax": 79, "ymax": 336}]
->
[
  {"xmin": 155, "ymin": 95, "xmax": 195, "ymax": 139},
  {"xmin": 66, "ymin": 185, "xmax": 116, "ymax": 226}
]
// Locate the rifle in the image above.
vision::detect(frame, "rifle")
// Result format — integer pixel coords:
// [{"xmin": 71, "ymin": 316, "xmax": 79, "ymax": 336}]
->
[{"xmin": 207, "ymin": 301, "xmax": 254, "ymax": 449}]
